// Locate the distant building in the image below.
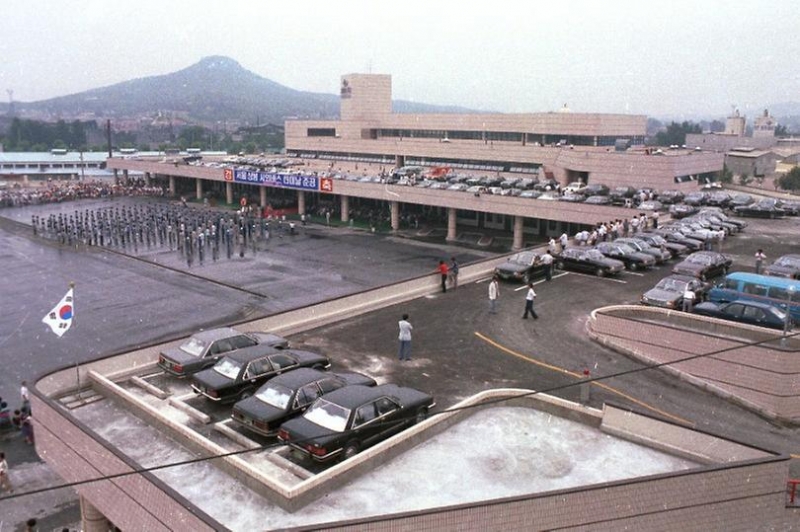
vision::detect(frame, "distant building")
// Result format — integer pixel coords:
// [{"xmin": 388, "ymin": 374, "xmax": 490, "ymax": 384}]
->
[
  {"xmin": 725, "ymin": 148, "xmax": 782, "ymax": 177},
  {"xmin": 753, "ymin": 109, "xmax": 777, "ymax": 138},
  {"xmin": 725, "ymin": 109, "xmax": 746, "ymax": 136}
]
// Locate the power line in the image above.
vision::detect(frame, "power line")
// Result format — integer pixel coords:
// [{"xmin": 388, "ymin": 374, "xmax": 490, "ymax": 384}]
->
[{"xmin": 1, "ymin": 326, "xmax": 797, "ymax": 503}]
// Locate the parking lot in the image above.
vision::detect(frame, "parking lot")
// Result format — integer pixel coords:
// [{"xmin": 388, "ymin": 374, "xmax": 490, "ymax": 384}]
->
[{"xmin": 2, "ymin": 196, "xmax": 800, "ymax": 528}]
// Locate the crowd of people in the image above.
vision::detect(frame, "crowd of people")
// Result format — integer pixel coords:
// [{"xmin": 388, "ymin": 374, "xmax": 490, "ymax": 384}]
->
[
  {"xmin": 0, "ymin": 179, "xmax": 166, "ymax": 208},
  {"xmin": 30, "ymin": 200, "xmax": 299, "ymax": 267}
]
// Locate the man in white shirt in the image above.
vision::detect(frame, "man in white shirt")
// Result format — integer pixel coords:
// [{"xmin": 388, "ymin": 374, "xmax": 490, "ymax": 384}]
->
[
  {"xmin": 682, "ymin": 287, "xmax": 696, "ymax": 312},
  {"xmin": 488, "ymin": 276, "xmax": 499, "ymax": 314},
  {"xmin": 541, "ymin": 251, "xmax": 554, "ymax": 281},
  {"xmin": 397, "ymin": 314, "xmax": 413, "ymax": 361},
  {"xmin": 522, "ymin": 283, "xmax": 538, "ymax": 319}
]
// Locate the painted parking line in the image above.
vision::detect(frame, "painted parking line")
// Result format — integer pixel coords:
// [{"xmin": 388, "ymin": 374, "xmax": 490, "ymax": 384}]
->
[
  {"xmin": 475, "ymin": 331, "xmax": 693, "ymax": 426},
  {"xmin": 557, "ymin": 271, "xmax": 628, "ymax": 284},
  {"xmin": 512, "ymin": 272, "xmax": 569, "ymax": 291},
  {"xmin": 622, "ymin": 270, "xmax": 645, "ymax": 277}
]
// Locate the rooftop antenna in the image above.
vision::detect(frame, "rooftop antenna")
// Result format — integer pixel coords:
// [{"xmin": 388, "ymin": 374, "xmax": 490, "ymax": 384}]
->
[{"xmin": 6, "ymin": 89, "xmax": 13, "ymax": 115}]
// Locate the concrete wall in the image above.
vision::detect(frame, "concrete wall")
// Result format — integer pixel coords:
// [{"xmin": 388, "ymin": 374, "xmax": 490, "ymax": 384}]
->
[{"xmin": 588, "ymin": 305, "xmax": 800, "ymax": 423}]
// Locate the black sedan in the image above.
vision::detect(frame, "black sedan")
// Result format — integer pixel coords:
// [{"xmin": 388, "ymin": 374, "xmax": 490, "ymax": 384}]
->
[
  {"xmin": 190, "ymin": 348, "xmax": 330, "ymax": 403},
  {"xmin": 692, "ymin": 300, "xmax": 790, "ymax": 331},
  {"xmin": 641, "ymin": 275, "xmax": 710, "ymax": 309},
  {"xmin": 278, "ymin": 384, "xmax": 435, "ymax": 462},
  {"xmin": 635, "ymin": 233, "xmax": 688, "ymax": 258},
  {"xmin": 672, "ymin": 251, "xmax": 732, "ymax": 281},
  {"xmin": 555, "ymin": 248, "xmax": 625, "ymax": 277},
  {"xmin": 494, "ymin": 251, "xmax": 548, "ymax": 284},
  {"xmin": 764, "ymin": 254, "xmax": 800, "ymax": 280},
  {"xmin": 668, "ymin": 203, "xmax": 698, "ymax": 219},
  {"xmin": 231, "ymin": 368, "xmax": 377, "ymax": 437},
  {"xmin": 614, "ymin": 238, "xmax": 671, "ymax": 264},
  {"xmin": 683, "ymin": 191, "xmax": 709, "ymax": 206},
  {"xmin": 595, "ymin": 242, "xmax": 656, "ymax": 271},
  {"xmin": 734, "ymin": 199, "xmax": 785, "ymax": 218},
  {"xmin": 158, "ymin": 327, "xmax": 289, "ymax": 378}
]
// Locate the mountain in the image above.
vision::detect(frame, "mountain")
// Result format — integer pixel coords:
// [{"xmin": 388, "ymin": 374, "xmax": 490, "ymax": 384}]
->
[{"xmin": 1, "ymin": 56, "xmax": 471, "ymax": 124}]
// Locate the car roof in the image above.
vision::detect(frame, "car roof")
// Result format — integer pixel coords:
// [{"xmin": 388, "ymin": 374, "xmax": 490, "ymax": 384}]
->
[
  {"xmin": 268, "ymin": 367, "xmax": 327, "ymax": 388},
  {"xmin": 663, "ymin": 274, "xmax": 700, "ymax": 283},
  {"xmin": 191, "ymin": 327, "xmax": 242, "ymax": 342},
  {"xmin": 225, "ymin": 345, "xmax": 285, "ymax": 363},
  {"xmin": 725, "ymin": 300, "xmax": 781, "ymax": 311},
  {"xmin": 321, "ymin": 384, "xmax": 404, "ymax": 409}
]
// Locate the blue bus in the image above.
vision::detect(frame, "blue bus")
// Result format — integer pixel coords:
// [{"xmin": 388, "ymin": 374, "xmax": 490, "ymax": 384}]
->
[{"xmin": 708, "ymin": 272, "xmax": 800, "ymax": 321}]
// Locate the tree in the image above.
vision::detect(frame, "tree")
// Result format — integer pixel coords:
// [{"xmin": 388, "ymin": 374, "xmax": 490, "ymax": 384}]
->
[
  {"xmin": 738, "ymin": 172, "xmax": 752, "ymax": 186},
  {"xmin": 775, "ymin": 124, "xmax": 789, "ymax": 137},
  {"xmin": 777, "ymin": 167, "xmax": 800, "ymax": 191},
  {"xmin": 655, "ymin": 121, "xmax": 702, "ymax": 147}
]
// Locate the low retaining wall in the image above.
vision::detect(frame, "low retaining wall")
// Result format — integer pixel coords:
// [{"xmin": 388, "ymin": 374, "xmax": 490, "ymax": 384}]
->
[{"xmin": 588, "ymin": 305, "xmax": 800, "ymax": 424}]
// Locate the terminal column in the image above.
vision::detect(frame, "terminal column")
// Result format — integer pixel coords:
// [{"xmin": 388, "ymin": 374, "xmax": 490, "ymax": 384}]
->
[
  {"xmin": 195, "ymin": 178, "xmax": 203, "ymax": 200},
  {"xmin": 226, "ymin": 182, "xmax": 233, "ymax": 205},
  {"xmin": 113, "ymin": 169, "xmax": 119, "ymax": 185},
  {"xmin": 144, "ymin": 172, "xmax": 151, "ymax": 187},
  {"xmin": 390, "ymin": 201, "xmax": 400, "ymax": 231},
  {"xmin": 80, "ymin": 495, "xmax": 110, "ymax": 532},
  {"xmin": 512, "ymin": 216, "xmax": 524, "ymax": 250},
  {"xmin": 297, "ymin": 190, "xmax": 306, "ymax": 215},
  {"xmin": 260, "ymin": 187, "xmax": 267, "ymax": 209},
  {"xmin": 122, "ymin": 169, "xmax": 129, "ymax": 183},
  {"xmin": 446, "ymin": 208, "xmax": 457, "ymax": 241},
  {"xmin": 341, "ymin": 195, "xmax": 350, "ymax": 223},
  {"xmin": 168, "ymin": 175, "xmax": 176, "ymax": 196}
]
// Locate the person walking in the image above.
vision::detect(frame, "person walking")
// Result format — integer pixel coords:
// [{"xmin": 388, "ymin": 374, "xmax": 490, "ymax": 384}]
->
[
  {"xmin": 438, "ymin": 260, "xmax": 449, "ymax": 293},
  {"xmin": 20, "ymin": 380, "xmax": 30, "ymax": 415},
  {"xmin": 754, "ymin": 249, "xmax": 766, "ymax": 274},
  {"xmin": 397, "ymin": 314, "xmax": 413, "ymax": 361},
  {"xmin": 488, "ymin": 276, "xmax": 500, "ymax": 314},
  {"xmin": 0, "ymin": 452, "xmax": 13, "ymax": 494},
  {"xmin": 449, "ymin": 257, "xmax": 460, "ymax": 290},
  {"xmin": 522, "ymin": 283, "xmax": 539, "ymax": 319},
  {"xmin": 559, "ymin": 232, "xmax": 569, "ymax": 252},
  {"xmin": 541, "ymin": 251, "xmax": 554, "ymax": 281}
]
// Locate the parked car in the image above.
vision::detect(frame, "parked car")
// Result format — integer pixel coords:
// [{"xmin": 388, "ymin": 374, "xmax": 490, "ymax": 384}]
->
[
  {"xmin": 733, "ymin": 198, "xmax": 786, "ymax": 218},
  {"xmin": 653, "ymin": 227, "xmax": 704, "ymax": 251},
  {"xmin": 584, "ymin": 195, "xmax": 612, "ymax": 205},
  {"xmin": 609, "ymin": 186, "xmax": 637, "ymax": 205},
  {"xmin": 563, "ymin": 181, "xmax": 587, "ymax": 194},
  {"xmin": 706, "ymin": 191, "xmax": 732, "ymax": 208},
  {"xmin": 697, "ymin": 208, "xmax": 747, "ymax": 230},
  {"xmin": 595, "ymin": 242, "xmax": 656, "ymax": 271},
  {"xmin": 668, "ymin": 203, "xmax": 698, "ymax": 219},
  {"xmin": 519, "ymin": 190, "xmax": 543, "ymax": 199},
  {"xmin": 559, "ymin": 193, "xmax": 586, "ymax": 203},
  {"xmin": 555, "ymin": 247, "xmax": 625, "ymax": 277},
  {"xmin": 658, "ymin": 190, "xmax": 685, "ymax": 205},
  {"xmin": 764, "ymin": 254, "xmax": 800, "ymax": 280},
  {"xmin": 583, "ymin": 183, "xmax": 610, "ymax": 196},
  {"xmin": 729, "ymin": 194, "xmax": 754, "ymax": 208},
  {"xmin": 638, "ymin": 200, "xmax": 663, "ymax": 212},
  {"xmin": 614, "ymin": 237, "xmax": 671, "ymax": 264},
  {"xmin": 277, "ymin": 384, "xmax": 435, "ymax": 462},
  {"xmin": 641, "ymin": 275, "xmax": 711, "ymax": 309},
  {"xmin": 158, "ymin": 327, "xmax": 289, "ymax": 378},
  {"xmin": 781, "ymin": 200, "xmax": 800, "ymax": 216},
  {"xmin": 683, "ymin": 191, "xmax": 709, "ymax": 206},
  {"xmin": 190, "ymin": 348, "xmax": 331, "ymax": 403},
  {"xmin": 494, "ymin": 251, "xmax": 548, "ymax": 284},
  {"xmin": 231, "ymin": 368, "xmax": 377, "ymax": 437},
  {"xmin": 635, "ymin": 233, "xmax": 688, "ymax": 258},
  {"xmin": 672, "ymin": 251, "xmax": 732, "ymax": 281},
  {"xmin": 692, "ymin": 300, "xmax": 790, "ymax": 331}
]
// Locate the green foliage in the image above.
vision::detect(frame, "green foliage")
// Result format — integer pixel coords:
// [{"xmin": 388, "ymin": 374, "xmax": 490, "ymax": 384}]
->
[
  {"xmin": 777, "ymin": 167, "xmax": 800, "ymax": 191},
  {"xmin": 775, "ymin": 124, "xmax": 789, "ymax": 137},
  {"xmin": 654, "ymin": 121, "xmax": 703, "ymax": 147},
  {"xmin": 738, "ymin": 173, "xmax": 752, "ymax": 186},
  {"xmin": 4, "ymin": 118, "xmax": 92, "ymax": 151}
]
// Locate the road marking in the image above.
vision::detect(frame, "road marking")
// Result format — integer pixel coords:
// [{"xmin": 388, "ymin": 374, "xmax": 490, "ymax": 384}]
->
[
  {"xmin": 512, "ymin": 272, "xmax": 569, "ymax": 291},
  {"xmin": 622, "ymin": 270, "xmax": 645, "ymax": 277},
  {"xmin": 559, "ymin": 271, "xmax": 628, "ymax": 284},
  {"xmin": 475, "ymin": 332, "xmax": 693, "ymax": 426}
]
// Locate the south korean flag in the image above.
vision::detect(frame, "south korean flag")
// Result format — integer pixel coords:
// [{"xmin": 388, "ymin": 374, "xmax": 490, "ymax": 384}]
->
[{"xmin": 42, "ymin": 287, "xmax": 75, "ymax": 338}]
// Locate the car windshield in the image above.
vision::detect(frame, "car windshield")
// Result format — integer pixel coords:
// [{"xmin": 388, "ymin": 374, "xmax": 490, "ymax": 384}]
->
[
  {"xmin": 656, "ymin": 278, "xmax": 687, "ymax": 292},
  {"xmin": 213, "ymin": 357, "xmax": 243, "ymax": 379},
  {"xmin": 688, "ymin": 254, "xmax": 713, "ymax": 265},
  {"xmin": 776, "ymin": 257, "xmax": 800, "ymax": 268},
  {"xmin": 180, "ymin": 337, "xmax": 207, "ymax": 357},
  {"xmin": 303, "ymin": 399, "xmax": 350, "ymax": 432},
  {"xmin": 256, "ymin": 383, "xmax": 293, "ymax": 409},
  {"xmin": 585, "ymin": 249, "xmax": 605, "ymax": 260},
  {"xmin": 510, "ymin": 252, "xmax": 536, "ymax": 265}
]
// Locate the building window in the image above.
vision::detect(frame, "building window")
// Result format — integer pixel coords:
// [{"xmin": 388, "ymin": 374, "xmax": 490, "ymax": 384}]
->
[{"xmin": 307, "ymin": 128, "xmax": 336, "ymax": 137}]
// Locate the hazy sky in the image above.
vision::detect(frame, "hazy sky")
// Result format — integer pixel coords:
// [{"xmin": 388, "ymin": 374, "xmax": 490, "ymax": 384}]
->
[{"xmin": 2, "ymin": 1, "xmax": 799, "ymax": 118}]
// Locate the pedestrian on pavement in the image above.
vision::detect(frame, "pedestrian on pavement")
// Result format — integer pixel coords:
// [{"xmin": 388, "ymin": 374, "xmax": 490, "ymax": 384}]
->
[
  {"xmin": 398, "ymin": 314, "xmax": 413, "ymax": 361},
  {"xmin": 559, "ymin": 232, "xmax": 569, "ymax": 252},
  {"xmin": 20, "ymin": 380, "xmax": 30, "ymax": 415},
  {"xmin": 438, "ymin": 260, "xmax": 449, "ymax": 293},
  {"xmin": 488, "ymin": 275, "xmax": 499, "ymax": 314},
  {"xmin": 548, "ymin": 238, "xmax": 557, "ymax": 254},
  {"xmin": 522, "ymin": 283, "xmax": 539, "ymax": 319},
  {"xmin": 21, "ymin": 417, "xmax": 34, "ymax": 445},
  {"xmin": 541, "ymin": 251, "xmax": 554, "ymax": 281},
  {"xmin": 682, "ymin": 286, "xmax": 696, "ymax": 312},
  {"xmin": 449, "ymin": 257, "xmax": 459, "ymax": 290},
  {"xmin": 754, "ymin": 249, "xmax": 766, "ymax": 274},
  {"xmin": 0, "ymin": 452, "xmax": 13, "ymax": 494}
]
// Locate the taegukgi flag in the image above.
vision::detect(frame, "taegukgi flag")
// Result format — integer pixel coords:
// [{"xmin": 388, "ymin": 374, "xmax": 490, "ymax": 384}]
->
[{"xmin": 42, "ymin": 287, "xmax": 74, "ymax": 337}]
